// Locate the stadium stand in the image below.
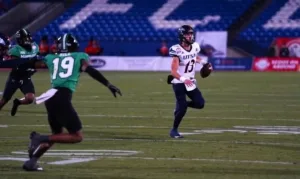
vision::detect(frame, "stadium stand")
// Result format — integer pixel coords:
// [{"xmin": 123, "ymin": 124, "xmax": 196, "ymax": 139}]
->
[
  {"xmin": 236, "ymin": 0, "xmax": 300, "ymax": 56},
  {"xmin": 35, "ymin": 0, "xmax": 254, "ymax": 55}
]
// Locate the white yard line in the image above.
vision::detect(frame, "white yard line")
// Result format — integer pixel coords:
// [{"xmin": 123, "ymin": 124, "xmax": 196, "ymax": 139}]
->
[
  {"xmin": 72, "ymin": 100, "xmax": 300, "ymax": 107},
  {"xmin": 103, "ymin": 156, "xmax": 296, "ymax": 165},
  {"xmin": 3, "ymin": 124, "xmax": 300, "ymax": 130},
  {"xmin": 0, "ymin": 136, "xmax": 299, "ymax": 147},
  {"xmin": 147, "ymin": 91, "xmax": 300, "ymax": 97},
  {"xmin": 1, "ymin": 114, "xmax": 299, "ymax": 122}
]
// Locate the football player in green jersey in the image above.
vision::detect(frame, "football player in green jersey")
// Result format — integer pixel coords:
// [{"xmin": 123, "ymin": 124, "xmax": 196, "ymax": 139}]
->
[
  {"xmin": 0, "ymin": 29, "xmax": 39, "ymax": 116},
  {"xmin": 22, "ymin": 33, "xmax": 122, "ymax": 171}
]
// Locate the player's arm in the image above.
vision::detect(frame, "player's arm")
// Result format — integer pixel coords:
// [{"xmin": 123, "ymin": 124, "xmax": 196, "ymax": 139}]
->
[
  {"xmin": 34, "ymin": 60, "xmax": 47, "ymax": 69},
  {"xmin": 81, "ymin": 59, "xmax": 122, "ymax": 97},
  {"xmin": 171, "ymin": 56, "xmax": 192, "ymax": 84},
  {"xmin": 6, "ymin": 47, "xmax": 20, "ymax": 60},
  {"xmin": 171, "ymin": 56, "xmax": 181, "ymax": 80}
]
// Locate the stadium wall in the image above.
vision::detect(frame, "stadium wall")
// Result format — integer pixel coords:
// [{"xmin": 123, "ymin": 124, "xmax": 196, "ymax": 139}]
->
[
  {"xmin": 87, "ymin": 56, "xmax": 300, "ymax": 72},
  {"xmin": 1, "ymin": 56, "xmax": 299, "ymax": 72}
]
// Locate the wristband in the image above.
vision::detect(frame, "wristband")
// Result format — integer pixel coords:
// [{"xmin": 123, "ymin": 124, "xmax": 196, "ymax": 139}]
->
[{"xmin": 179, "ymin": 76, "xmax": 187, "ymax": 82}]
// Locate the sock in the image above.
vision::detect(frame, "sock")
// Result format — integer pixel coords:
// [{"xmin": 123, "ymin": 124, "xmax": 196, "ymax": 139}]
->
[
  {"xmin": 33, "ymin": 143, "xmax": 53, "ymax": 159},
  {"xmin": 49, "ymin": 133, "xmax": 82, "ymax": 143},
  {"xmin": 173, "ymin": 109, "xmax": 187, "ymax": 129}
]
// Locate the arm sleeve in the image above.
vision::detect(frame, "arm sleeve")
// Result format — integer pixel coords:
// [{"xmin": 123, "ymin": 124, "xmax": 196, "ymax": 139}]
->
[{"xmin": 8, "ymin": 47, "xmax": 20, "ymax": 57}]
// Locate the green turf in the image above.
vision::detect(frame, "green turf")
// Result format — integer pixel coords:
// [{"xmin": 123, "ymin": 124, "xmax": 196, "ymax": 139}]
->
[{"xmin": 0, "ymin": 71, "xmax": 299, "ymax": 179}]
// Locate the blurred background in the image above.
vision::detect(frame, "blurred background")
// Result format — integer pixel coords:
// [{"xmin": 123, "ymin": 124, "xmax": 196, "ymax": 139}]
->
[{"xmin": 0, "ymin": 0, "xmax": 299, "ymax": 71}]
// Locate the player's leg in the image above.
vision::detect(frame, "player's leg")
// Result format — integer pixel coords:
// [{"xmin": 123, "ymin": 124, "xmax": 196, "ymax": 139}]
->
[
  {"xmin": 186, "ymin": 87, "xmax": 205, "ymax": 109},
  {"xmin": 23, "ymin": 98, "xmax": 60, "ymax": 171},
  {"xmin": 24, "ymin": 105, "xmax": 83, "ymax": 171},
  {"xmin": 0, "ymin": 77, "xmax": 19, "ymax": 111},
  {"xmin": 11, "ymin": 79, "xmax": 35, "ymax": 116},
  {"xmin": 29, "ymin": 90, "xmax": 82, "ymax": 144},
  {"xmin": 24, "ymin": 89, "xmax": 83, "ymax": 171},
  {"xmin": 170, "ymin": 83, "xmax": 188, "ymax": 138}
]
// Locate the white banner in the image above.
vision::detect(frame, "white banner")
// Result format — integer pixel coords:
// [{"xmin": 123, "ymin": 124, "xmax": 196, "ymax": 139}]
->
[
  {"xmin": 196, "ymin": 31, "xmax": 227, "ymax": 57},
  {"xmin": 89, "ymin": 56, "xmax": 208, "ymax": 71}
]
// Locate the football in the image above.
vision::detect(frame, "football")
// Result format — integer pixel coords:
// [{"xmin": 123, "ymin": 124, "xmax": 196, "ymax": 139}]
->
[{"xmin": 200, "ymin": 63, "xmax": 212, "ymax": 78}]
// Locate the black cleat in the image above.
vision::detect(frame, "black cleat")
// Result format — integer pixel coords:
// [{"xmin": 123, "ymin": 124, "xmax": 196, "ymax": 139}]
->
[
  {"xmin": 11, "ymin": 98, "xmax": 20, "ymax": 116},
  {"xmin": 28, "ymin": 131, "xmax": 41, "ymax": 159},
  {"xmin": 23, "ymin": 160, "xmax": 43, "ymax": 171}
]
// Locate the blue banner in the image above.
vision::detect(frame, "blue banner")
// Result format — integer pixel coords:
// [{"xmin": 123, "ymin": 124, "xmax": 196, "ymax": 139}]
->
[{"xmin": 209, "ymin": 57, "xmax": 253, "ymax": 71}]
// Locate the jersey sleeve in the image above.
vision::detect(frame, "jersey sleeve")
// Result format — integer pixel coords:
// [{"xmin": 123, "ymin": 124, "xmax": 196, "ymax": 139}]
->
[
  {"xmin": 169, "ymin": 45, "xmax": 179, "ymax": 57},
  {"xmin": 78, "ymin": 52, "xmax": 89, "ymax": 62},
  {"xmin": 193, "ymin": 42, "xmax": 201, "ymax": 54},
  {"xmin": 8, "ymin": 46, "xmax": 20, "ymax": 57}
]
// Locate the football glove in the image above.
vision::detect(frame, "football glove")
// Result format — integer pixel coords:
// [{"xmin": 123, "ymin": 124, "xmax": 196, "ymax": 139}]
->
[{"xmin": 108, "ymin": 83, "xmax": 122, "ymax": 97}]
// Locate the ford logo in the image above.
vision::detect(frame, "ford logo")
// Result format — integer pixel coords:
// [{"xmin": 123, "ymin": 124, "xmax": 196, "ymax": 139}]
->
[{"xmin": 90, "ymin": 59, "xmax": 106, "ymax": 68}]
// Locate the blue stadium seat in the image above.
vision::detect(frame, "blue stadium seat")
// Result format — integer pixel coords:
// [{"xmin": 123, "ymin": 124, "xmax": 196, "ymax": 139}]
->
[
  {"xmin": 36, "ymin": 0, "xmax": 254, "ymax": 44},
  {"xmin": 239, "ymin": 0, "xmax": 300, "ymax": 49}
]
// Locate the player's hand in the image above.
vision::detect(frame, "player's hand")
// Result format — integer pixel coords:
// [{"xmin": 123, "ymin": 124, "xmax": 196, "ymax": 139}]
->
[
  {"xmin": 107, "ymin": 83, "xmax": 122, "ymax": 97},
  {"xmin": 208, "ymin": 63, "xmax": 213, "ymax": 71},
  {"xmin": 184, "ymin": 79, "xmax": 194, "ymax": 87}
]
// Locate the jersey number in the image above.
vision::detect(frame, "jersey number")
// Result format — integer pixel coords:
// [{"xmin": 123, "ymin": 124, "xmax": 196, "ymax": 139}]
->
[
  {"xmin": 52, "ymin": 57, "xmax": 74, "ymax": 79},
  {"xmin": 184, "ymin": 59, "xmax": 195, "ymax": 73}
]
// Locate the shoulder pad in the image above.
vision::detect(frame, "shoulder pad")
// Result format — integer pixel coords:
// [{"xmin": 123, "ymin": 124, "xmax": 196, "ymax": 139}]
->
[
  {"xmin": 169, "ymin": 45, "xmax": 182, "ymax": 57},
  {"xmin": 193, "ymin": 42, "xmax": 200, "ymax": 53}
]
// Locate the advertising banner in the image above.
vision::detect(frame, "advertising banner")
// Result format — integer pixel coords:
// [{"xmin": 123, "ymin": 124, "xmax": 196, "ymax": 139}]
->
[
  {"xmin": 210, "ymin": 57, "xmax": 252, "ymax": 71},
  {"xmin": 274, "ymin": 38, "xmax": 300, "ymax": 57},
  {"xmin": 253, "ymin": 57, "xmax": 300, "ymax": 72}
]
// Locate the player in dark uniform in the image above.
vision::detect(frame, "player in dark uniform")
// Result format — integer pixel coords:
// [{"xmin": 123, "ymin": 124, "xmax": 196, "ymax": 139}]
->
[
  {"xmin": 0, "ymin": 33, "xmax": 10, "ymax": 95},
  {"xmin": 0, "ymin": 29, "xmax": 39, "ymax": 116},
  {"xmin": 0, "ymin": 32, "xmax": 10, "ymax": 62},
  {"xmin": 22, "ymin": 33, "xmax": 122, "ymax": 171}
]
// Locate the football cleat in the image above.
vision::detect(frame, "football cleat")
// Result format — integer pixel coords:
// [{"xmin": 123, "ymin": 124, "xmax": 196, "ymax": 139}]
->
[
  {"xmin": 23, "ymin": 160, "xmax": 43, "ymax": 171},
  {"xmin": 170, "ymin": 129, "xmax": 184, "ymax": 138}
]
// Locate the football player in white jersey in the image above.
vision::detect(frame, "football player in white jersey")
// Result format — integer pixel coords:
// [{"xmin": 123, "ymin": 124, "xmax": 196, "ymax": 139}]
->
[{"xmin": 168, "ymin": 25, "xmax": 211, "ymax": 138}]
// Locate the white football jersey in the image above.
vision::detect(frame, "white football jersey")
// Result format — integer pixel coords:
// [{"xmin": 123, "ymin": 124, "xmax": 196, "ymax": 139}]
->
[{"xmin": 169, "ymin": 42, "xmax": 201, "ymax": 83}]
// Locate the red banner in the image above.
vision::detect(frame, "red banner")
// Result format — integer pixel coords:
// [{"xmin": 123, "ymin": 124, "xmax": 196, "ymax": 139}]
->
[
  {"xmin": 274, "ymin": 38, "xmax": 300, "ymax": 57},
  {"xmin": 253, "ymin": 57, "xmax": 300, "ymax": 72}
]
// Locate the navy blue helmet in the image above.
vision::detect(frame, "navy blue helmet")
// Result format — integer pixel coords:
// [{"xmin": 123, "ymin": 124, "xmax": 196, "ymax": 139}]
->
[{"xmin": 178, "ymin": 25, "xmax": 194, "ymax": 44}]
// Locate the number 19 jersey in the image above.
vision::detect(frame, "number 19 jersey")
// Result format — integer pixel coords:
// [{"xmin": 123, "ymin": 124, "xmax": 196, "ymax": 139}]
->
[
  {"xmin": 169, "ymin": 42, "xmax": 200, "ymax": 84},
  {"xmin": 43, "ymin": 52, "xmax": 89, "ymax": 92}
]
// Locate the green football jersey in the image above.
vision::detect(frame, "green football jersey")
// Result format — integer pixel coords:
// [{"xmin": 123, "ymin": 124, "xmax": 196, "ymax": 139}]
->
[
  {"xmin": 43, "ymin": 52, "xmax": 89, "ymax": 92},
  {"xmin": 8, "ymin": 42, "xmax": 39, "ymax": 58}
]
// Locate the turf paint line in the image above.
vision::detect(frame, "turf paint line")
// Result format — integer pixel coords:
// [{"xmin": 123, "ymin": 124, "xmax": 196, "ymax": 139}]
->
[
  {"xmin": 3, "ymin": 124, "xmax": 300, "ymax": 130},
  {"xmin": 1, "ymin": 114, "xmax": 300, "ymax": 122},
  {"xmin": 0, "ymin": 155, "xmax": 296, "ymax": 166},
  {"xmin": 147, "ymin": 91, "xmax": 300, "ymax": 97},
  {"xmin": 103, "ymin": 156, "xmax": 296, "ymax": 165},
  {"xmin": 74, "ymin": 100, "xmax": 300, "ymax": 107},
  {"xmin": 1, "ymin": 136, "xmax": 300, "ymax": 147},
  {"xmin": 47, "ymin": 158, "xmax": 97, "ymax": 165},
  {"xmin": 0, "ymin": 157, "xmax": 28, "ymax": 162}
]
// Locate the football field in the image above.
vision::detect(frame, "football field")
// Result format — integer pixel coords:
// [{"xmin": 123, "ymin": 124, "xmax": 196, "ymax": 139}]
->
[{"xmin": 0, "ymin": 71, "xmax": 299, "ymax": 179}]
